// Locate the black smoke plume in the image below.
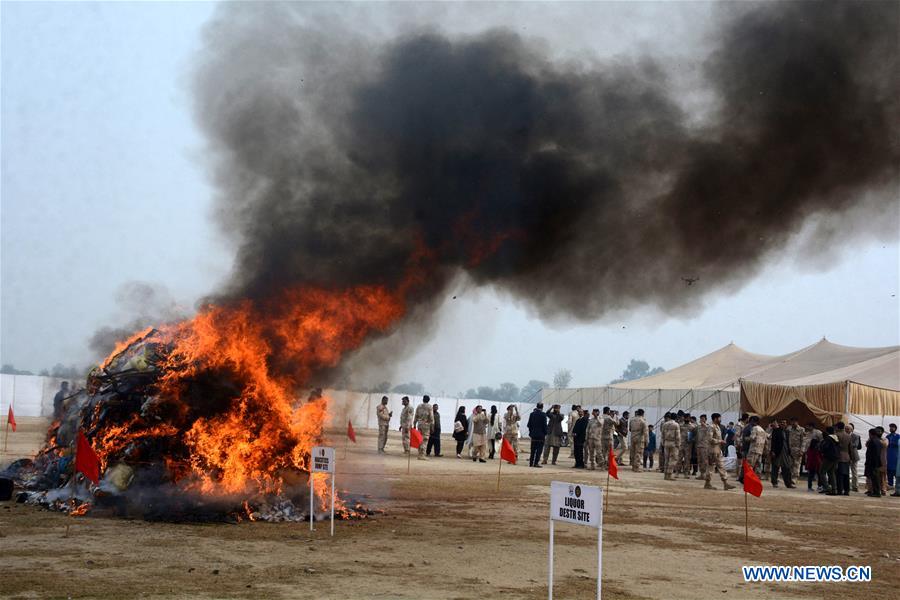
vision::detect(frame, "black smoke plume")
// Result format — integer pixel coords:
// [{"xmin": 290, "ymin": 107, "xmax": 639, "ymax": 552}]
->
[{"xmin": 194, "ymin": 1, "xmax": 898, "ymax": 321}]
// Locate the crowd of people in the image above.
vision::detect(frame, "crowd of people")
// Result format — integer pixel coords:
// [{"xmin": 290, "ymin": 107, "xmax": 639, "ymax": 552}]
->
[{"xmin": 373, "ymin": 396, "xmax": 900, "ymax": 497}]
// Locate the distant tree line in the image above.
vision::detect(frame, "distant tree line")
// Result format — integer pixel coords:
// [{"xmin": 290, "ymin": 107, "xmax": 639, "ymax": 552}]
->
[
  {"xmin": 609, "ymin": 359, "xmax": 665, "ymax": 384},
  {"xmin": 1, "ymin": 363, "xmax": 86, "ymax": 379},
  {"xmin": 361, "ymin": 378, "xmax": 552, "ymax": 403}
]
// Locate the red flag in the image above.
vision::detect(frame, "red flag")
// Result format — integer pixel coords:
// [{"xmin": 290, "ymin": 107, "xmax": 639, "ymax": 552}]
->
[
  {"xmin": 500, "ymin": 437, "xmax": 517, "ymax": 464},
  {"xmin": 608, "ymin": 447, "xmax": 619, "ymax": 480},
  {"xmin": 409, "ymin": 427, "xmax": 423, "ymax": 449},
  {"xmin": 347, "ymin": 419, "xmax": 356, "ymax": 443},
  {"xmin": 742, "ymin": 459, "xmax": 763, "ymax": 497},
  {"xmin": 7, "ymin": 406, "xmax": 16, "ymax": 432},
  {"xmin": 75, "ymin": 431, "xmax": 101, "ymax": 485}
]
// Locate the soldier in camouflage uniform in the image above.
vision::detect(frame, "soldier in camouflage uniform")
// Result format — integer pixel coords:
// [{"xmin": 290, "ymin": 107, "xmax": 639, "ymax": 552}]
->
[
  {"xmin": 503, "ymin": 405, "xmax": 520, "ymax": 454},
  {"xmin": 787, "ymin": 417, "xmax": 805, "ymax": 480},
  {"xmin": 703, "ymin": 413, "xmax": 736, "ymax": 490},
  {"xmin": 761, "ymin": 422, "xmax": 774, "ymax": 474},
  {"xmin": 376, "ymin": 396, "xmax": 392, "ymax": 453},
  {"xmin": 413, "ymin": 395, "xmax": 434, "ymax": 460},
  {"xmin": 679, "ymin": 414, "xmax": 695, "ymax": 478},
  {"xmin": 694, "ymin": 414, "xmax": 711, "ymax": 480},
  {"xmin": 661, "ymin": 413, "xmax": 681, "ymax": 480},
  {"xmin": 599, "ymin": 407, "xmax": 617, "ymax": 470},
  {"xmin": 746, "ymin": 416, "xmax": 767, "ymax": 473},
  {"xmin": 399, "ymin": 396, "xmax": 413, "ymax": 453},
  {"xmin": 586, "ymin": 408, "xmax": 602, "ymax": 470},
  {"xmin": 629, "ymin": 409, "xmax": 649, "ymax": 472}
]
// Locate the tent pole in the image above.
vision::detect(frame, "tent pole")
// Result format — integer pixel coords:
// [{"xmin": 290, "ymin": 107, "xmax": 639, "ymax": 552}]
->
[{"xmin": 843, "ymin": 380, "xmax": 850, "ymax": 423}]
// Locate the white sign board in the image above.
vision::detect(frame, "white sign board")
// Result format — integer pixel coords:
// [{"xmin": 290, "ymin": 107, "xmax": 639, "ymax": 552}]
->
[
  {"xmin": 550, "ymin": 480, "xmax": 602, "ymax": 528},
  {"xmin": 548, "ymin": 481, "xmax": 603, "ymax": 600},
  {"xmin": 309, "ymin": 446, "xmax": 336, "ymax": 536},
  {"xmin": 311, "ymin": 446, "xmax": 335, "ymax": 473}
]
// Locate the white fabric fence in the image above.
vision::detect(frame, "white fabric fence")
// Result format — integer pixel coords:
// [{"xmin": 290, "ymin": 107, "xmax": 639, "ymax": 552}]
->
[
  {"xmin": 538, "ymin": 387, "xmax": 741, "ymax": 427},
  {"xmin": 325, "ymin": 390, "xmax": 528, "ymax": 436},
  {"xmin": 0, "ymin": 374, "xmax": 72, "ymax": 418}
]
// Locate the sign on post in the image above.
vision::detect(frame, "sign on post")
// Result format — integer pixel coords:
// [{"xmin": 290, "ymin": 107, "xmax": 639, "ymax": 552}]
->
[
  {"xmin": 310, "ymin": 446, "xmax": 336, "ymax": 536},
  {"xmin": 311, "ymin": 446, "xmax": 335, "ymax": 474},
  {"xmin": 548, "ymin": 481, "xmax": 603, "ymax": 600}
]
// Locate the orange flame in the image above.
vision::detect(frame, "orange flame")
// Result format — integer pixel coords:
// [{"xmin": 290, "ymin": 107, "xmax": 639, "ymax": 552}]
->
[
  {"xmin": 69, "ymin": 502, "xmax": 90, "ymax": 516},
  {"xmin": 100, "ymin": 326, "xmax": 155, "ymax": 369},
  {"xmin": 89, "ymin": 283, "xmax": 406, "ymax": 499}
]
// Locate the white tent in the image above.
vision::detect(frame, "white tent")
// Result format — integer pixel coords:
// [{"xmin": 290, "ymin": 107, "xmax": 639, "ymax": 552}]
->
[
  {"xmin": 738, "ymin": 339, "xmax": 899, "ymax": 427},
  {"xmin": 539, "ymin": 338, "xmax": 900, "ymax": 428},
  {"xmin": 608, "ymin": 342, "xmax": 776, "ymax": 392}
]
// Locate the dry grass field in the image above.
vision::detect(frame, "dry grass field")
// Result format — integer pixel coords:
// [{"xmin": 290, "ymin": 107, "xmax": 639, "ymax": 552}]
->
[{"xmin": 1, "ymin": 418, "xmax": 898, "ymax": 599}]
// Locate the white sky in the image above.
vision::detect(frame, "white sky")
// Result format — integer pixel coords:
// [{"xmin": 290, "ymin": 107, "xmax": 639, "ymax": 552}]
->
[{"xmin": 2, "ymin": 2, "xmax": 898, "ymax": 393}]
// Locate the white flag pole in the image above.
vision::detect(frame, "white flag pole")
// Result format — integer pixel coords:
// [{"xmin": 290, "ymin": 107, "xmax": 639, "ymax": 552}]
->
[
  {"xmin": 309, "ymin": 474, "xmax": 315, "ymax": 532},
  {"xmin": 597, "ymin": 488, "xmax": 603, "ymax": 600},
  {"xmin": 330, "ymin": 473, "xmax": 335, "ymax": 537},
  {"xmin": 548, "ymin": 518, "xmax": 555, "ymax": 600}
]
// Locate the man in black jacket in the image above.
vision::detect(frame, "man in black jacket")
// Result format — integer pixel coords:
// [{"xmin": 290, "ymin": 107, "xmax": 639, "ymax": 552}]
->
[
  {"xmin": 53, "ymin": 381, "xmax": 69, "ymax": 420},
  {"xmin": 426, "ymin": 403, "xmax": 442, "ymax": 457},
  {"xmin": 528, "ymin": 403, "xmax": 548, "ymax": 468},
  {"xmin": 770, "ymin": 419, "xmax": 795, "ymax": 488},
  {"xmin": 572, "ymin": 409, "xmax": 589, "ymax": 469},
  {"xmin": 834, "ymin": 421, "xmax": 852, "ymax": 495},
  {"xmin": 542, "ymin": 405, "xmax": 565, "ymax": 465}
]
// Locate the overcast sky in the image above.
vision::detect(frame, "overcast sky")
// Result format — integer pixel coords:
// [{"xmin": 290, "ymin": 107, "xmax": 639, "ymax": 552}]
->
[{"xmin": 2, "ymin": 2, "xmax": 898, "ymax": 394}]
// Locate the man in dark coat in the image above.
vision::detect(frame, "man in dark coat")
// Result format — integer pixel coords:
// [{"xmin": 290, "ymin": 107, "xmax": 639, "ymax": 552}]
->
[
  {"xmin": 527, "ymin": 403, "xmax": 548, "ymax": 468},
  {"xmin": 572, "ymin": 409, "xmax": 589, "ymax": 469},
  {"xmin": 53, "ymin": 381, "xmax": 69, "ymax": 420},
  {"xmin": 426, "ymin": 403, "xmax": 442, "ymax": 457},
  {"xmin": 541, "ymin": 405, "xmax": 565, "ymax": 465},
  {"xmin": 834, "ymin": 422, "xmax": 852, "ymax": 495},
  {"xmin": 769, "ymin": 419, "xmax": 795, "ymax": 488},
  {"xmin": 865, "ymin": 428, "xmax": 884, "ymax": 497}
]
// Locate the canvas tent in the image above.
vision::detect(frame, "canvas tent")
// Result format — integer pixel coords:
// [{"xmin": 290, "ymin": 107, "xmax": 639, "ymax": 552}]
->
[
  {"xmin": 539, "ymin": 338, "xmax": 900, "ymax": 429},
  {"xmin": 538, "ymin": 342, "xmax": 779, "ymax": 426},
  {"xmin": 739, "ymin": 339, "xmax": 900, "ymax": 427}
]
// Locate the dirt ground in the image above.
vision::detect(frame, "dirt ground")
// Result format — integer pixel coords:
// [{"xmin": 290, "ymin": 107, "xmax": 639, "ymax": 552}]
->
[{"xmin": 1, "ymin": 418, "xmax": 898, "ymax": 600}]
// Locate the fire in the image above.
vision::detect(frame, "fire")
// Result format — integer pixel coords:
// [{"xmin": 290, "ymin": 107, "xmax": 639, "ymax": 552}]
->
[
  {"xmin": 18, "ymin": 255, "xmax": 439, "ymax": 520},
  {"xmin": 69, "ymin": 501, "xmax": 91, "ymax": 516},
  {"xmin": 100, "ymin": 326, "xmax": 155, "ymax": 370},
  {"xmin": 79, "ymin": 282, "xmax": 406, "ymax": 508}
]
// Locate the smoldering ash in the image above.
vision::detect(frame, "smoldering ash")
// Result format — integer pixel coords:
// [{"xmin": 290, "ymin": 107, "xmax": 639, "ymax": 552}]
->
[{"xmin": 195, "ymin": 1, "xmax": 898, "ymax": 320}]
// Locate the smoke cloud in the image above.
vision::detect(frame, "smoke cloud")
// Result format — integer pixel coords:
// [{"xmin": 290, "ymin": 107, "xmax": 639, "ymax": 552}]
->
[
  {"xmin": 193, "ymin": 1, "xmax": 898, "ymax": 324},
  {"xmin": 89, "ymin": 282, "xmax": 187, "ymax": 359}
]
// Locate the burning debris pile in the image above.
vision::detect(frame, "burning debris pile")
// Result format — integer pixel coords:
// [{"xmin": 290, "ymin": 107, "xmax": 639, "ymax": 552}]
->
[{"xmin": 8, "ymin": 284, "xmax": 405, "ymax": 521}]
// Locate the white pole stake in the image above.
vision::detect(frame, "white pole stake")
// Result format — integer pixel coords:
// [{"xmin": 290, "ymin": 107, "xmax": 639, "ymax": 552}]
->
[
  {"xmin": 548, "ymin": 519, "xmax": 555, "ymax": 600},
  {"xmin": 309, "ymin": 475, "xmax": 314, "ymax": 531},
  {"xmin": 597, "ymin": 489, "xmax": 603, "ymax": 600},
  {"xmin": 330, "ymin": 474, "xmax": 335, "ymax": 537}
]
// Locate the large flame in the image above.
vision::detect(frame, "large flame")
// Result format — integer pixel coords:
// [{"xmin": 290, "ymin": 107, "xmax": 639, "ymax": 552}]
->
[{"xmin": 88, "ymin": 283, "xmax": 405, "ymax": 500}]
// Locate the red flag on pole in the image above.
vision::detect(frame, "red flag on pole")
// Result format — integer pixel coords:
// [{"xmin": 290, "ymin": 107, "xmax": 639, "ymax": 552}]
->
[
  {"xmin": 500, "ymin": 437, "xmax": 517, "ymax": 464},
  {"xmin": 347, "ymin": 419, "xmax": 356, "ymax": 443},
  {"xmin": 742, "ymin": 459, "xmax": 763, "ymax": 497},
  {"xmin": 608, "ymin": 447, "xmax": 619, "ymax": 480},
  {"xmin": 7, "ymin": 406, "xmax": 16, "ymax": 432},
  {"xmin": 409, "ymin": 427, "xmax": 423, "ymax": 449},
  {"xmin": 75, "ymin": 431, "xmax": 101, "ymax": 485}
]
